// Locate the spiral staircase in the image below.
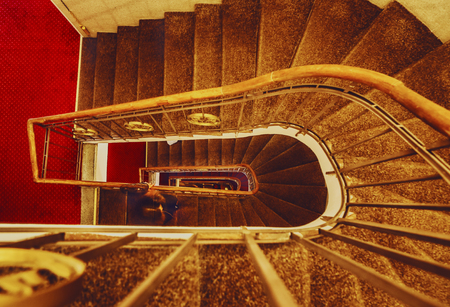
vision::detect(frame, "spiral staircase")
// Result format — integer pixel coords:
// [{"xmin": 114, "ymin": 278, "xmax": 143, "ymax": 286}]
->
[{"xmin": 9, "ymin": 0, "xmax": 450, "ymax": 306}]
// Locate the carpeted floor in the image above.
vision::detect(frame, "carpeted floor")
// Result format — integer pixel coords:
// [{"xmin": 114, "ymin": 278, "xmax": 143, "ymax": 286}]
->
[{"xmin": 0, "ymin": 0, "xmax": 81, "ymax": 223}]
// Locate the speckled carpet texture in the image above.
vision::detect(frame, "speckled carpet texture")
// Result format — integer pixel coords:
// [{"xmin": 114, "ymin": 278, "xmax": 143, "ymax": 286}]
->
[{"xmin": 0, "ymin": 0, "xmax": 81, "ymax": 223}]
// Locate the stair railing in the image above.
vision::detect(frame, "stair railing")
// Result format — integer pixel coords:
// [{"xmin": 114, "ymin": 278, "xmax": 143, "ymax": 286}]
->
[{"xmin": 139, "ymin": 164, "xmax": 258, "ymax": 196}]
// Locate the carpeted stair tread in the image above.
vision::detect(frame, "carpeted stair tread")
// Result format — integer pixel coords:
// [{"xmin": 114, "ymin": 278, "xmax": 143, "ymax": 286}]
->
[
  {"xmin": 199, "ymin": 245, "xmax": 269, "ymax": 306},
  {"xmin": 93, "ymin": 33, "xmax": 117, "ymax": 108},
  {"xmin": 250, "ymin": 134, "xmax": 299, "ymax": 171},
  {"xmin": 261, "ymin": 242, "xmax": 311, "ymax": 305},
  {"xmin": 157, "ymin": 141, "xmax": 170, "ymax": 167},
  {"xmin": 228, "ymin": 197, "xmax": 247, "ymax": 226},
  {"xmin": 257, "ymin": 161, "xmax": 325, "ymax": 186},
  {"xmin": 193, "ymin": 4, "xmax": 222, "ymax": 120},
  {"xmin": 208, "ymin": 139, "xmax": 222, "ymax": 166},
  {"xmin": 298, "ymin": 1, "xmax": 442, "ymax": 126},
  {"xmin": 113, "ymin": 26, "xmax": 139, "ymax": 105},
  {"xmin": 215, "ymin": 198, "xmax": 232, "ymax": 226},
  {"xmin": 176, "ymin": 195, "xmax": 198, "ymax": 226},
  {"xmin": 257, "ymin": 0, "xmax": 313, "ymax": 77},
  {"xmin": 77, "ymin": 38, "xmax": 97, "ymax": 111},
  {"xmin": 195, "ymin": 139, "xmax": 208, "ymax": 166},
  {"xmin": 138, "ymin": 20, "xmax": 165, "ymax": 100},
  {"xmin": 221, "ymin": 139, "xmax": 235, "ymax": 165},
  {"xmin": 255, "ymin": 191, "xmax": 321, "ymax": 226},
  {"xmin": 182, "ymin": 140, "xmax": 195, "ymax": 166},
  {"xmin": 232, "ymin": 136, "xmax": 253, "ymax": 164},
  {"xmin": 241, "ymin": 134, "xmax": 273, "ymax": 165},
  {"xmin": 138, "ymin": 20, "xmax": 165, "ymax": 135},
  {"xmin": 251, "ymin": 0, "xmax": 313, "ymax": 123},
  {"xmin": 239, "ymin": 197, "xmax": 265, "ymax": 226},
  {"xmin": 309, "ymin": 237, "xmax": 364, "ymax": 306},
  {"xmin": 272, "ymin": 0, "xmax": 381, "ymax": 122},
  {"xmin": 221, "ymin": 0, "xmax": 260, "ymax": 129},
  {"xmin": 396, "ymin": 42, "xmax": 450, "ymax": 111},
  {"xmin": 146, "ymin": 142, "xmax": 158, "ymax": 167},
  {"xmin": 254, "ymin": 141, "xmax": 318, "ymax": 176},
  {"xmin": 248, "ymin": 194, "xmax": 291, "ymax": 227},
  {"xmin": 163, "ymin": 12, "xmax": 195, "ymax": 133},
  {"xmin": 259, "ymin": 183, "xmax": 327, "ymax": 214},
  {"xmin": 169, "ymin": 141, "xmax": 182, "ymax": 167},
  {"xmin": 198, "ymin": 197, "xmax": 215, "ymax": 226},
  {"xmin": 98, "ymin": 189, "xmax": 126, "ymax": 225}
]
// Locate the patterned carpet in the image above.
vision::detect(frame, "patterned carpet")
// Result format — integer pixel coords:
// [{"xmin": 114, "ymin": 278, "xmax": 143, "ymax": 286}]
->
[{"xmin": 0, "ymin": 0, "xmax": 81, "ymax": 223}]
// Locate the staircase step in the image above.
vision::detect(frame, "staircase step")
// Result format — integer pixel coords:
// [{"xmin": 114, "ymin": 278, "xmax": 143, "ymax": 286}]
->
[
  {"xmin": 261, "ymin": 241, "xmax": 310, "ymax": 305},
  {"xmin": 193, "ymin": 4, "xmax": 222, "ymax": 120},
  {"xmin": 195, "ymin": 139, "xmax": 208, "ymax": 166},
  {"xmin": 113, "ymin": 26, "xmax": 139, "ymax": 105},
  {"xmin": 198, "ymin": 196, "xmax": 215, "ymax": 226},
  {"xmin": 182, "ymin": 140, "xmax": 195, "ymax": 166},
  {"xmin": 259, "ymin": 183, "xmax": 327, "ymax": 214},
  {"xmin": 239, "ymin": 197, "xmax": 265, "ymax": 226},
  {"xmin": 98, "ymin": 189, "xmax": 127, "ymax": 225},
  {"xmin": 221, "ymin": 139, "xmax": 235, "ymax": 165},
  {"xmin": 254, "ymin": 141, "xmax": 318, "ymax": 176},
  {"xmin": 138, "ymin": 19, "xmax": 165, "ymax": 134},
  {"xmin": 169, "ymin": 141, "xmax": 182, "ymax": 166},
  {"xmin": 163, "ymin": 12, "xmax": 195, "ymax": 134},
  {"xmin": 176, "ymin": 195, "xmax": 198, "ymax": 226},
  {"xmin": 297, "ymin": 1, "xmax": 442, "ymax": 126},
  {"xmin": 228, "ymin": 197, "xmax": 247, "ymax": 226},
  {"xmin": 233, "ymin": 136, "xmax": 252, "ymax": 164},
  {"xmin": 248, "ymin": 194, "xmax": 292, "ymax": 227},
  {"xmin": 258, "ymin": 161, "xmax": 325, "ymax": 186},
  {"xmin": 138, "ymin": 20, "xmax": 165, "ymax": 100},
  {"xmin": 77, "ymin": 38, "xmax": 97, "ymax": 111},
  {"xmin": 193, "ymin": 4, "xmax": 222, "ymax": 90},
  {"xmin": 309, "ymin": 237, "xmax": 363, "ymax": 306},
  {"xmin": 215, "ymin": 198, "xmax": 232, "ymax": 226},
  {"xmin": 252, "ymin": 0, "xmax": 313, "ymax": 123},
  {"xmin": 93, "ymin": 33, "xmax": 117, "ymax": 108},
  {"xmin": 221, "ymin": 0, "xmax": 260, "ymax": 129},
  {"xmin": 250, "ymin": 134, "xmax": 298, "ymax": 171},
  {"xmin": 146, "ymin": 142, "xmax": 158, "ymax": 167},
  {"xmin": 199, "ymin": 245, "xmax": 269, "ymax": 305},
  {"xmin": 255, "ymin": 191, "xmax": 320, "ymax": 226},
  {"xmin": 208, "ymin": 139, "xmax": 222, "ymax": 166},
  {"xmin": 242, "ymin": 134, "xmax": 273, "ymax": 165},
  {"xmin": 157, "ymin": 141, "xmax": 170, "ymax": 167},
  {"xmin": 272, "ymin": 0, "xmax": 381, "ymax": 122}
]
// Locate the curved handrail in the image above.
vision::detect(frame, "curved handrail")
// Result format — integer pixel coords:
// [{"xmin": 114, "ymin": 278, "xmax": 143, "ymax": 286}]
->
[
  {"xmin": 139, "ymin": 164, "xmax": 259, "ymax": 196},
  {"xmin": 28, "ymin": 65, "xmax": 450, "ymax": 137}
]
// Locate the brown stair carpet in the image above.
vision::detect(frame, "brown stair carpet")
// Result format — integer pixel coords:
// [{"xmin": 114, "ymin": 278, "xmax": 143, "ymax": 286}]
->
[
  {"xmin": 113, "ymin": 26, "xmax": 139, "ymax": 105},
  {"xmin": 248, "ymin": 195, "xmax": 292, "ymax": 227},
  {"xmin": 252, "ymin": 0, "xmax": 313, "ymax": 123},
  {"xmin": 221, "ymin": 138, "xmax": 235, "ymax": 165},
  {"xmin": 221, "ymin": 0, "xmax": 260, "ymax": 129},
  {"xmin": 239, "ymin": 197, "xmax": 265, "ymax": 226},
  {"xmin": 93, "ymin": 33, "xmax": 117, "ymax": 109},
  {"xmin": 232, "ymin": 136, "xmax": 253, "ymax": 164},
  {"xmin": 198, "ymin": 196, "xmax": 216, "ymax": 226},
  {"xmin": 163, "ymin": 12, "xmax": 195, "ymax": 133},
  {"xmin": 273, "ymin": 0, "xmax": 381, "ymax": 123},
  {"xmin": 195, "ymin": 139, "xmax": 208, "ymax": 166},
  {"xmin": 193, "ymin": 4, "xmax": 222, "ymax": 120},
  {"xmin": 182, "ymin": 139, "xmax": 195, "ymax": 166},
  {"xmin": 77, "ymin": 38, "xmax": 97, "ymax": 111}
]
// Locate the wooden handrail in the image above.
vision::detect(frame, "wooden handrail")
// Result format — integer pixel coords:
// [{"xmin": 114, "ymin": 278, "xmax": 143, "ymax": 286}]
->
[
  {"xmin": 28, "ymin": 65, "xmax": 450, "ymax": 186},
  {"xmin": 140, "ymin": 163, "xmax": 259, "ymax": 195},
  {"xmin": 27, "ymin": 65, "xmax": 450, "ymax": 137}
]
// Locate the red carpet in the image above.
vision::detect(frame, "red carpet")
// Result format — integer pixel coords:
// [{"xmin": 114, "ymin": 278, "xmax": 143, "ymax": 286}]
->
[
  {"xmin": 107, "ymin": 143, "xmax": 146, "ymax": 184},
  {"xmin": 0, "ymin": 0, "xmax": 81, "ymax": 224}
]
